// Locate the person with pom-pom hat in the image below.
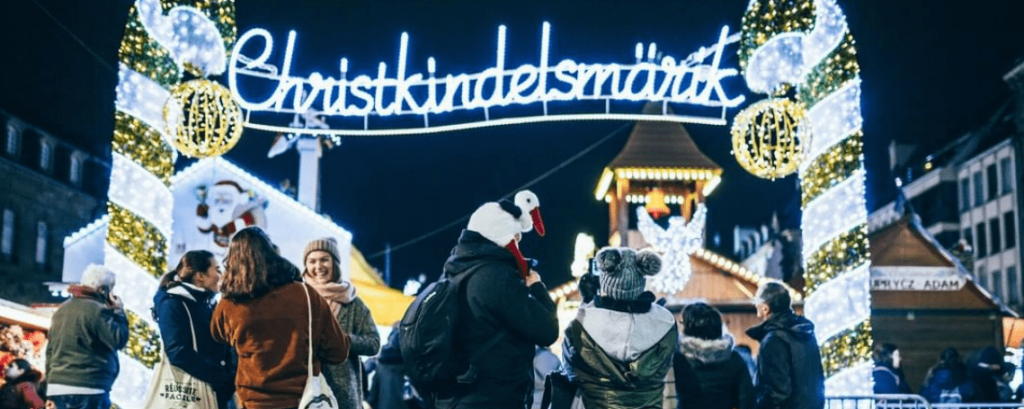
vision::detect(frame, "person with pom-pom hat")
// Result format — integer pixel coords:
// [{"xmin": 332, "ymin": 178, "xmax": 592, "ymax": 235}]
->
[{"xmin": 559, "ymin": 247, "xmax": 677, "ymax": 409}]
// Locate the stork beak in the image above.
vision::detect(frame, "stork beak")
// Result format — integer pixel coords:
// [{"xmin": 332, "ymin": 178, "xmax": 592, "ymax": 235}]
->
[
  {"xmin": 504, "ymin": 240, "xmax": 529, "ymax": 279},
  {"xmin": 530, "ymin": 207, "xmax": 545, "ymax": 237}
]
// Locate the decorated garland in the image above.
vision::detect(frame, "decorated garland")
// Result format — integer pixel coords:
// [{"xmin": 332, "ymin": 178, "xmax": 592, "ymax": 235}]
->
[
  {"xmin": 737, "ymin": 0, "xmax": 873, "ymax": 393},
  {"xmin": 106, "ymin": 0, "xmax": 236, "ymax": 406}
]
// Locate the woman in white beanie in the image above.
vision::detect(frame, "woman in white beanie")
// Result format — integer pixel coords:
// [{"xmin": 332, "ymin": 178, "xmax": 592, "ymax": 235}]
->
[
  {"xmin": 303, "ymin": 237, "xmax": 380, "ymax": 409},
  {"xmin": 561, "ymin": 247, "xmax": 677, "ymax": 409}
]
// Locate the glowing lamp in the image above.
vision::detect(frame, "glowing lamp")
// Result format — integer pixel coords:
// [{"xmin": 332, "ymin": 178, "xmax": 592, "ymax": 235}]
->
[{"xmin": 645, "ymin": 188, "xmax": 671, "ymax": 219}]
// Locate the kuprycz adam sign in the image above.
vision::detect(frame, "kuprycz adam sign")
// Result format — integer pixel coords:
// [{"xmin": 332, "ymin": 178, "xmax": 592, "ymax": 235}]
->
[
  {"xmin": 228, "ymin": 23, "xmax": 746, "ymax": 136},
  {"xmin": 870, "ymin": 267, "xmax": 967, "ymax": 292}
]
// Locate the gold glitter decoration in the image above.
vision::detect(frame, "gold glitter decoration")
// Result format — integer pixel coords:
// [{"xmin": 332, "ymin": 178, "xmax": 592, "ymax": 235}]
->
[
  {"xmin": 819, "ymin": 320, "xmax": 873, "ymax": 377},
  {"xmin": 125, "ymin": 309, "xmax": 161, "ymax": 369},
  {"xmin": 799, "ymin": 33, "xmax": 860, "ymax": 108},
  {"xmin": 113, "ymin": 112, "xmax": 175, "ymax": 185},
  {"xmin": 803, "ymin": 225, "xmax": 870, "ymax": 295},
  {"xmin": 739, "ymin": 0, "xmax": 816, "ymax": 95},
  {"xmin": 731, "ymin": 98, "xmax": 810, "ymax": 180},
  {"xmin": 164, "ymin": 79, "xmax": 245, "ymax": 158},
  {"xmin": 106, "ymin": 203, "xmax": 168, "ymax": 278},
  {"xmin": 800, "ymin": 135, "xmax": 863, "ymax": 206},
  {"xmin": 118, "ymin": 3, "xmax": 181, "ymax": 88}
]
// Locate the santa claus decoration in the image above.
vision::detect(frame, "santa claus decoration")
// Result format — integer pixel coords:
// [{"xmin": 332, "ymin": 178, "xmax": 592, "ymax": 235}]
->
[{"xmin": 196, "ymin": 180, "xmax": 268, "ymax": 247}]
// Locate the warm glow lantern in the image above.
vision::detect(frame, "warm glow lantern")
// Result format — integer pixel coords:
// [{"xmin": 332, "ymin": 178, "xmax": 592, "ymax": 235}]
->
[
  {"xmin": 164, "ymin": 79, "xmax": 244, "ymax": 158},
  {"xmin": 645, "ymin": 188, "xmax": 671, "ymax": 219}
]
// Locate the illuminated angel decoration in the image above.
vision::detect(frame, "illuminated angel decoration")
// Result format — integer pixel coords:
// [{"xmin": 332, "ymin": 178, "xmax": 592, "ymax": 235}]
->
[{"xmin": 636, "ymin": 203, "xmax": 706, "ymax": 294}]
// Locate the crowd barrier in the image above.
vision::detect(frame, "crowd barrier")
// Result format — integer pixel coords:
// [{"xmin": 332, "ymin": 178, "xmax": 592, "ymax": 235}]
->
[{"xmin": 825, "ymin": 395, "xmax": 1024, "ymax": 409}]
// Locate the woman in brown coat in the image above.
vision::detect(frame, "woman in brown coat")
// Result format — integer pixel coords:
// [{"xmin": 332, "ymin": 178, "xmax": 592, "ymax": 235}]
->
[
  {"xmin": 212, "ymin": 227, "xmax": 351, "ymax": 409},
  {"xmin": 302, "ymin": 237, "xmax": 380, "ymax": 409}
]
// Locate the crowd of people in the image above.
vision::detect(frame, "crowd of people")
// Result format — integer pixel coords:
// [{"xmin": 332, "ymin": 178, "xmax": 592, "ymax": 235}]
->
[
  {"xmin": 873, "ymin": 344, "xmax": 1021, "ymax": 404},
  {"xmin": 0, "ymin": 191, "xmax": 1021, "ymax": 409}
]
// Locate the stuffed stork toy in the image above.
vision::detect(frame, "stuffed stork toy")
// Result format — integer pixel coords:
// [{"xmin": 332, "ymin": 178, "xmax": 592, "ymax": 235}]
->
[{"xmin": 466, "ymin": 190, "xmax": 545, "ymax": 278}]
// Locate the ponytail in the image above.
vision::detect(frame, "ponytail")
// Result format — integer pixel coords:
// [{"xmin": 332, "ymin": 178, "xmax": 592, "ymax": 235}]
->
[{"xmin": 160, "ymin": 250, "xmax": 215, "ymax": 289}]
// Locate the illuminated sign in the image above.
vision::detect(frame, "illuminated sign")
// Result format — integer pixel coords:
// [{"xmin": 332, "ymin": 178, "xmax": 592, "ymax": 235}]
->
[{"xmin": 229, "ymin": 23, "xmax": 745, "ymax": 136}]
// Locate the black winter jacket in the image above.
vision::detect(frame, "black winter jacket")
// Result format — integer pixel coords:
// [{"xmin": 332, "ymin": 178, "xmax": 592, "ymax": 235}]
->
[
  {"xmin": 153, "ymin": 283, "xmax": 235, "ymax": 396},
  {"xmin": 434, "ymin": 230, "xmax": 559, "ymax": 407},
  {"xmin": 674, "ymin": 334, "xmax": 754, "ymax": 409},
  {"xmin": 745, "ymin": 312, "xmax": 825, "ymax": 409}
]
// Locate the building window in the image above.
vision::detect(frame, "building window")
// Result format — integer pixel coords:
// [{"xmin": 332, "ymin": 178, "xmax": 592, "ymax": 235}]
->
[
  {"xmin": 1006, "ymin": 211, "xmax": 1016, "ymax": 249},
  {"xmin": 974, "ymin": 171, "xmax": 985, "ymax": 207},
  {"xmin": 961, "ymin": 178, "xmax": 971, "ymax": 211},
  {"xmin": 35, "ymin": 221, "xmax": 47, "ymax": 266},
  {"xmin": 69, "ymin": 154, "xmax": 82, "ymax": 185},
  {"xmin": 39, "ymin": 140, "xmax": 52, "ymax": 171},
  {"xmin": 1, "ymin": 209, "xmax": 13, "ymax": 256},
  {"xmin": 1010, "ymin": 266, "xmax": 1020, "ymax": 305},
  {"xmin": 5, "ymin": 125, "xmax": 18, "ymax": 155},
  {"xmin": 977, "ymin": 223, "xmax": 988, "ymax": 258},
  {"xmin": 964, "ymin": 227, "xmax": 974, "ymax": 247},
  {"xmin": 987, "ymin": 164, "xmax": 999, "ymax": 201},
  {"xmin": 1001, "ymin": 157, "xmax": 1014, "ymax": 195},
  {"xmin": 991, "ymin": 218, "xmax": 1002, "ymax": 254},
  {"xmin": 994, "ymin": 269, "xmax": 1003, "ymax": 300},
  {"xmin": 979, "ymin": 265, "xmax": 988, "ymax": 289}
]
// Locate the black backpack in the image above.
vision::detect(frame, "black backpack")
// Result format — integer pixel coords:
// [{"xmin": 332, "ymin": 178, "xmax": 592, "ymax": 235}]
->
[{"xmin": 399, "ymin": 266, "xmax": 504, "ymax": 393}]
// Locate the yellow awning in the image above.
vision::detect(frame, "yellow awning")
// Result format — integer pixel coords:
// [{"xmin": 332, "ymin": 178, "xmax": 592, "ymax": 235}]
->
[{"xmin": 349, "ymin": 247, "xmax": 413, "ymax": 326}]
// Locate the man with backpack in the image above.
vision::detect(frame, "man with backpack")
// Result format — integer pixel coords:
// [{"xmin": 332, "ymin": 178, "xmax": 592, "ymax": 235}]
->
[{"xmin": 401, "ymin": 193, "xmax": 559, "ymax": 409}]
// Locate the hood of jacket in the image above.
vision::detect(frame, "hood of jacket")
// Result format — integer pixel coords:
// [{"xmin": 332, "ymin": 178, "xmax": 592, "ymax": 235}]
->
[
  {"xmin": 153, "ymin": 283, "xmax": 214, "ymax": 312},
  {"xmin": 443, "ymin": 230, "xmax": 520, "ymax": 278},
  {"xmin": 577, "ymin": 301, "xmax": 675, "ymax": 363},
  {"xmin": 745, "ymin": 311, "xmax": 816, "ymax": 342},
  {"xmin": 678, "ymin": 333, "xmax": 735, "ymax": 366}
]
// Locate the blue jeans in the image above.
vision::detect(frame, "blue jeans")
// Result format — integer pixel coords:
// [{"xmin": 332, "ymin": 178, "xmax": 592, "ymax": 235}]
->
[{"xmin": 50, "ymin": 393, "xmax": 111, "ymax": 409}]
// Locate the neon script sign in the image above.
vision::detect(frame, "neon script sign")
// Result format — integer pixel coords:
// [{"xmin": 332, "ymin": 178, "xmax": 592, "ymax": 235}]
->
[{"xmin": 230, "ymin": 23, "xmax": 745, "ymax": 136}]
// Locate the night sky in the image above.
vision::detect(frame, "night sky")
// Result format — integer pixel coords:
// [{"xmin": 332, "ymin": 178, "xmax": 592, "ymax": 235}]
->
[{"xmin": 3, "ymin": 0, "xmax": 1024, "ymax": 289}]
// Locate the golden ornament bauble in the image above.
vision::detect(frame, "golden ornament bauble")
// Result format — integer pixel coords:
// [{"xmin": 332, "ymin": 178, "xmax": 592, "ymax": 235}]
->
[
  {"xmin": 730, "ymin": 98, "xmax": 810, "ymax": 180},
  {"xmin": 163, "ymin": 79, "xmax": 244, "ymax": 158}
]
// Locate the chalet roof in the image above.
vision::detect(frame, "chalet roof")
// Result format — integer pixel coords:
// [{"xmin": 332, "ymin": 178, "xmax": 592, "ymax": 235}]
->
[
  {"xmin": 870, "ymin": 217, "xmax": 955, "ymax": 268},
  {"xmin": 606, "ymin": 103, "xmax": 721, "ymax": 171},
  {"xmin": 869, "ymin": 215, "xmax": 1012, "ymax": 314}
]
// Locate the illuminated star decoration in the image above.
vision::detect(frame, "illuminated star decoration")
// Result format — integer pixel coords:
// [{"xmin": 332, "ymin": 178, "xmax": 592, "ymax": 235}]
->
[{"xmin": 636, "ymin": 203, "xmax": 707, "ymax": 294}]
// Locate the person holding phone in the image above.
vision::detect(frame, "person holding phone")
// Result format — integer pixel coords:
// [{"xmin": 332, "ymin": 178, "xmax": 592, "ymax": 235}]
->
[{"xmin": 45, "ymin": 264, "xmax": 129, "ymax": 409}]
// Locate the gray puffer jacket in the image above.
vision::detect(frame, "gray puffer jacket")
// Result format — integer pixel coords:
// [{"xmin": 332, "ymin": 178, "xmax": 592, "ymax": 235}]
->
[{"xmin": 323, "ymin": 296, "xmax": 380, "ymax": 409}]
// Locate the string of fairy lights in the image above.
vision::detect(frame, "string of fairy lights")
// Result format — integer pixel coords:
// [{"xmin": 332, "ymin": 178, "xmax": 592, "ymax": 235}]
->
[{"xmin": 736, "ymin": 0, "xmax": 874, "ymax": 393}]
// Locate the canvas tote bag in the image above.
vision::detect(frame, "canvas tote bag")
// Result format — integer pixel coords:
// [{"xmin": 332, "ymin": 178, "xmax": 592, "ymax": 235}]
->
[
  {"xmin": 143, "ymin": 301, "xmax": 219, "ymax": 409},
  {"xmin": 297, "ymin": 284, "xmax": 339, "ymax": 409}
]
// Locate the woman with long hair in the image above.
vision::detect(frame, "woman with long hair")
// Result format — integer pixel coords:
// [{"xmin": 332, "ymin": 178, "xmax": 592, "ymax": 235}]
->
[
  {"xmin": 301, "ymin": 237, "xmax": 379, "ymax": 409},
  {"xmin": 212, "ymin": 227, "xmax": 351, "ymax": 409},
  {"xmin": 153, "ymin": 250, "xmax": 235, "ymax": 408},
  {"xmin": 672, "ymin": 302, "xmax": 753, "ymax": 409}
]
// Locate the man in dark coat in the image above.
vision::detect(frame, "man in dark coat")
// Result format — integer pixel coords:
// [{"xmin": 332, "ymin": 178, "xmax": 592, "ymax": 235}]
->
[
  {"xmin": 433, "ymin": 195, "xmax": 559, "ymax": 409},
  {"xmin": 745, "ymin": 281, "xmax": 825, "ymax": 409}
]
